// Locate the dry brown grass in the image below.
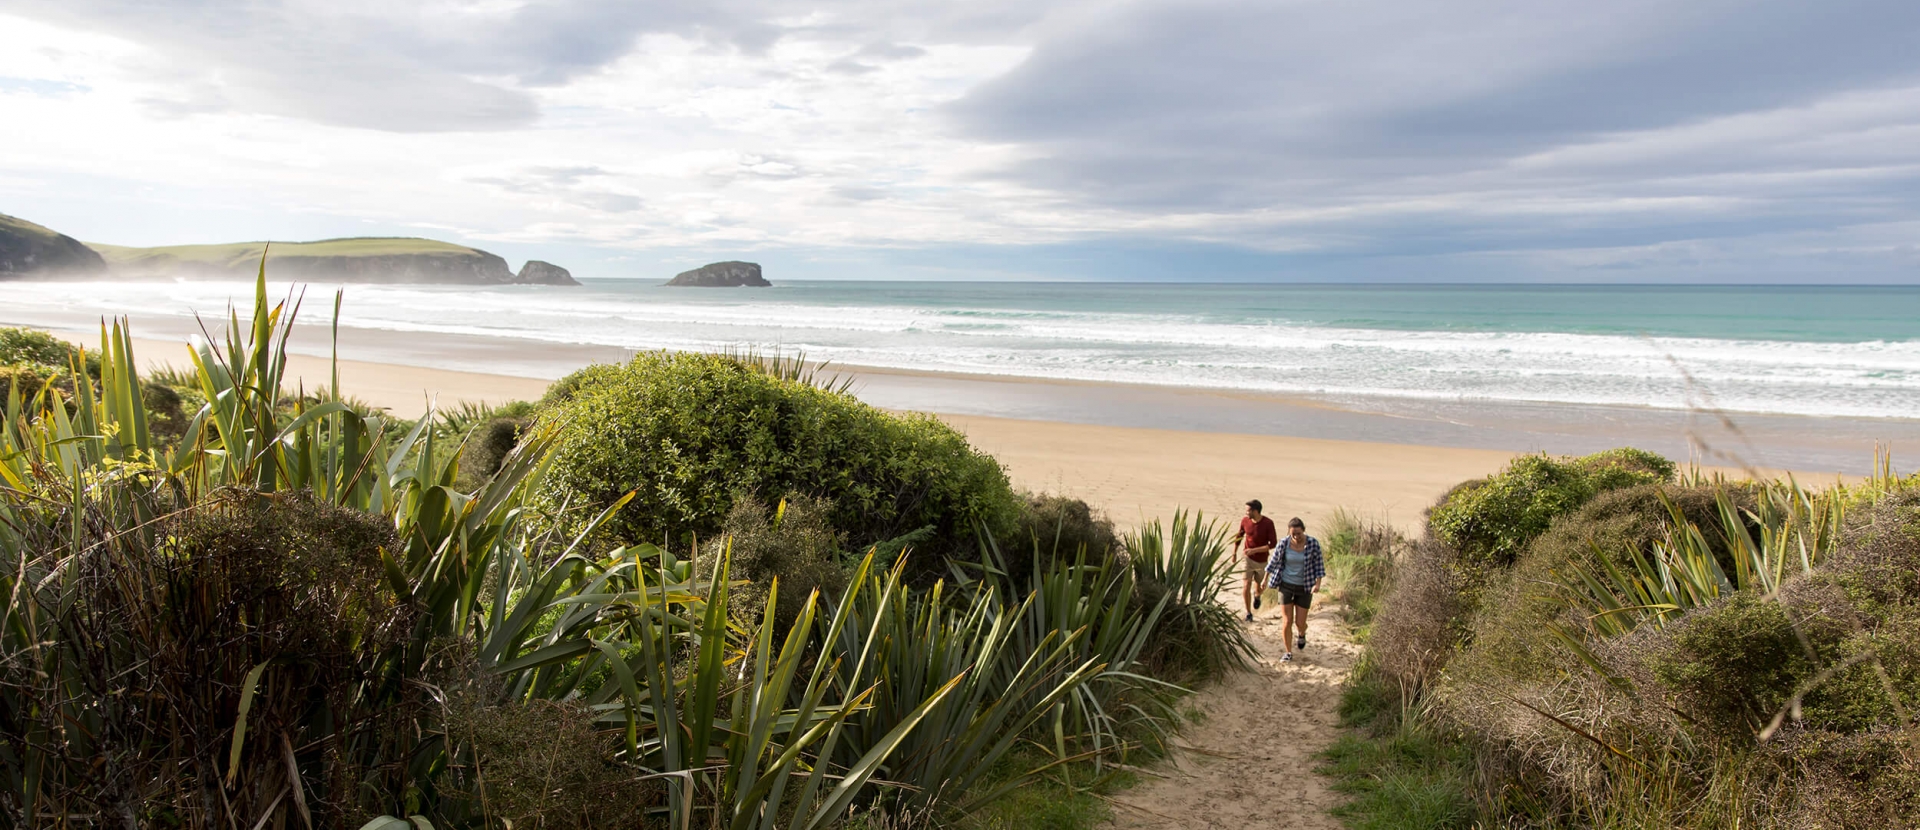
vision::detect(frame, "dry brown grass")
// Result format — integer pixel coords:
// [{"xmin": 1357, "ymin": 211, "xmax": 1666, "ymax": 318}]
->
[{"xmin": 1368, "ymin": 537, "xmax": 1472, "ymax": 691}]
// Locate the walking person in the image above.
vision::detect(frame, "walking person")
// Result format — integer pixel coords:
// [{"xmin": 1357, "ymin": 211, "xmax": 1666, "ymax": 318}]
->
[
  {"xmin": 1265, "ymin": 517, "xmax": 1324, "ymax": 662},
  {"xmin": 1230, "ymin": 499, "xmax": 1278, "ymax": 623}
]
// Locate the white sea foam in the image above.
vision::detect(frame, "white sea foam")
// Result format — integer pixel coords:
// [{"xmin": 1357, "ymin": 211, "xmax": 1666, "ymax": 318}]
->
[{"xmin": 3, "ymin": 280, "xmax": 1916, "ymax": 420}]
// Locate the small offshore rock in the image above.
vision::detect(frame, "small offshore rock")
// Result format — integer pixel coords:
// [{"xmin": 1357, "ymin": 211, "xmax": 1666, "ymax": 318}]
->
[
  {"xmin": 515, "ymin": 260, "xmax": 580, "ymax": 286},
  {"xmin": 666, "ymin": 261, "xmax": 770, "ymax": 287}
]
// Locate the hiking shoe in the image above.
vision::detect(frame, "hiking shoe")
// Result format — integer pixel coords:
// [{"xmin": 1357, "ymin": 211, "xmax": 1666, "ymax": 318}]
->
[
  {"xmin": 1254, "ymin": 595, "xmax": 1262, "ymax": 610},
  {"xmin": 1245, "ymin": 612, "xmax": 1255, "ymax": 623},
  {"xmin": 1296, "ymin": 636, "xmax": 1307, "ymax": 651},
  {"xmin": 1280, "ymin": 652, "xmax": 1293, "ymax": 663}
]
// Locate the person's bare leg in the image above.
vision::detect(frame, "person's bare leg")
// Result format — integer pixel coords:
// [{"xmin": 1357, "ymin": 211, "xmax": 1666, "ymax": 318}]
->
[
  {"xmin": 1241, "ymin": 575, "xmax": 1256, "ymax": 618},
  {"xmin": 1279, "ymin": 602, "xmax": 1296, "ymax": 654}
]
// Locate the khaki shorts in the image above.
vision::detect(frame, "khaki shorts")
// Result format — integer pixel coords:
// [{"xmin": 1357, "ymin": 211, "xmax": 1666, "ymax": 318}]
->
[{"xmin": 1242, "ymin": 557, "xmax": 1267, "ymax": 581}]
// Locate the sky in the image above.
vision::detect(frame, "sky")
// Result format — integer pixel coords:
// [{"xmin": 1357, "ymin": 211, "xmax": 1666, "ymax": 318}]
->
[{"xmin": 1, "ymin": 0, "xmax": 1918, "ymax": 283}]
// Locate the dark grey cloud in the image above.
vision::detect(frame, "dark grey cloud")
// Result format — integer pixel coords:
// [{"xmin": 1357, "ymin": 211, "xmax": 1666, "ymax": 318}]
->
[{"xmin": 950, "ymin": 0, "xmax": 1920, "ymax": 261}]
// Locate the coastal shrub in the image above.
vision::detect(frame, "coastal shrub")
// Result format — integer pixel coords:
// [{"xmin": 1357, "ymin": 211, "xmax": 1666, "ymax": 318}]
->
[
  {"xmin": 0, "ymin": 326, "xmax": 91, "ymax": 373},
  {"xmin": 996, "ymin": 493, "xmax": 1122, "ymax": 587},
  {"xmin": 1647, "ymin": 593, "xmax": 1819, "ymax": 739},
  {"xmin": 1368, "ymin": 537, "xmax": 1473, "ymax": 689},
  {"xmin": 536, "ymin": 350, "xmax": 1020, "ymax": 571},
  {"xmin": 704, "ymin": 493, "xmax": 848, "ymax": 636},
  {"xmin": 1446, "ymin": 484, "xmax": 1738, "ymax": 689},
  {"xmin": 441, "ymin": 695, "xmax": 649, "ymax": 829},
  {"xmin": 456, "ymin": 415, "xmax": 529, "ymax": 491},
  {"xmin": 0, "ymin": 363, "xmax": 61, "ymax": 403},
  {"xmin": 1777, "ymin": 728, "xmax": 1920, "ymax": 830},
  {"xmin": 540, "ymin": 363, "xmax": 613, "ymax": 408},
  {"xmin": 0, "ymin": 491, "xmax": 417, "ymax": 825},
  {"xmin": 1428, "ymin": 448, "xmax": 1674, "ymax": 568},
  {"xmin": 142, "ymin": 379, "xmax": 192, "ymax": 443}
]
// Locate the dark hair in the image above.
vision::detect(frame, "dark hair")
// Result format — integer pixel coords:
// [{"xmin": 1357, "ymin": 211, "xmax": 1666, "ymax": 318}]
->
[
  {"xmin": 1246, "ymin": 499, "xmax": 1263, "ymax": 512},
  {"xmin": 1288, "ymin": 517, "xmax": 1305, "ymax": 529}
]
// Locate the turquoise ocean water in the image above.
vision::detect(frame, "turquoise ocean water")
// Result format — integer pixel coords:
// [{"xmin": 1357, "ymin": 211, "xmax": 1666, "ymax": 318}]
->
[{"xmin": 4, "ymin": 281, "xmax": 1916, "ymax": 420}]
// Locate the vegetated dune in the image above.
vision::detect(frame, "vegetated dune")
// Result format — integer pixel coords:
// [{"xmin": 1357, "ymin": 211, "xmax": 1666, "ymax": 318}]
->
[{"xmin": 1332, "ymin": 450, "xmax": 1920, "ymax": 829}]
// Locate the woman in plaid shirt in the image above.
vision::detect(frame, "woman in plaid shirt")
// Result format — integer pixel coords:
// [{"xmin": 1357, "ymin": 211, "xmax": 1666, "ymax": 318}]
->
[{"xmin": 1264, "ymin": 517, "xmax": 1324, "ymax": 663}]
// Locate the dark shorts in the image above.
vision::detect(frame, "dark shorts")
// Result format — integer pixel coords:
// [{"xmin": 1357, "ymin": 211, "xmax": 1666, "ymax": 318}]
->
[{"xmin": 1276, "ymin": 581, "xmax": 1313, "ymax": 609}]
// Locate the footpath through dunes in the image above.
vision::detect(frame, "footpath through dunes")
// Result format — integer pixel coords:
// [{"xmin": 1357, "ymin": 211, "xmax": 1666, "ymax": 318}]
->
[{"xmin": 1105, "ymin": 594, "xmax": 1357, "ymax": 830}]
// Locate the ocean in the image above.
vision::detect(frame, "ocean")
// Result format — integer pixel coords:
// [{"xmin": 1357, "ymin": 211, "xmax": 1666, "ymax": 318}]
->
[{"xmin": 4, "ymin": 280, "xmax": 1917, "ymax": 420}]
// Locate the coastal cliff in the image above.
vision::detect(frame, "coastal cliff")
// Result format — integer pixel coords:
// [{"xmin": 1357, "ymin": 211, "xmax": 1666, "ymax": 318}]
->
[
  {"xmin": 667, "ymin": 261, "xmax": 770, "ymax": 287},
  {"xmin": 0, "ymin": 213, "xmax": 107, "ymax": 277}
]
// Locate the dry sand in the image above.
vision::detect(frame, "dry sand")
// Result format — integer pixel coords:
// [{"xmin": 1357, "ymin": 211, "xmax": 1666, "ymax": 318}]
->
[
  {"xmin": 943, "ymin": 414, "xmax": 1512, "ymax": 538},
  {"xmin": 1106, "ymin": 598, "xmax": 1359, "ymax": 830}
]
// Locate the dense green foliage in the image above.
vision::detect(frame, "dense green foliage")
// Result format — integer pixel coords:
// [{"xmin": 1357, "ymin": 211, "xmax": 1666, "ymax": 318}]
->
[
  {"xmin": 0, "ymin": 326, "xmax": 86, "ymax": 369},
  {"xmin": 1427, "ymin": 448, "xmax": 1674, "ymax": 567},
  {"xmin": 537, "ymin": 350, "xmax": 1022, "ymax": 570},
  {"xmin": 706, "ymin": 493, "xmax": 850, "ymax": 637}
]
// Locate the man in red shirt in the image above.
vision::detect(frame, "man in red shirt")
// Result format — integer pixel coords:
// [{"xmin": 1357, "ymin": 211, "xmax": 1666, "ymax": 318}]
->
[{"xmin": 1230, "ymin": 499, "xmax": 1278, "ymax": 622}]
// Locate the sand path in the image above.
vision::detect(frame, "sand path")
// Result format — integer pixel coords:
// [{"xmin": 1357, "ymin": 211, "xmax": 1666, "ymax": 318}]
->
[{"xmin": 1104, "ymin": 592, "xmax": 1356, "ymax": 830}]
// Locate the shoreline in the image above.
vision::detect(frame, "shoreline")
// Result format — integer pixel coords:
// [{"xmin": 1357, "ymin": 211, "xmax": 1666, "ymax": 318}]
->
[{"xmin": 23, "ymin": 312, "xmax": 1910, "ymax": 486}]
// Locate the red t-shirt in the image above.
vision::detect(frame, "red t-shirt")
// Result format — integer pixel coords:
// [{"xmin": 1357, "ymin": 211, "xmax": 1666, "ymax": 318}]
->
[{"xmin": 1240, "ymin": 516, "xmax": 1278, "ymax": 563}]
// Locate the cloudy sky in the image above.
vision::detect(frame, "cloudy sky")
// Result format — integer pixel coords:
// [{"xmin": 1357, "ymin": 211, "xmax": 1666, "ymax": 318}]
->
[{"xmin": 2, "ymin": 0, "xmax": 1917, "ymax": 282}]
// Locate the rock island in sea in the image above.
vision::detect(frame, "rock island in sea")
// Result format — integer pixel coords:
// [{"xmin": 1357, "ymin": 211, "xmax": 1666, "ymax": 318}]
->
[{"xmin": 666, "ymin": 261, "xmax": 770, "ymax": 287}]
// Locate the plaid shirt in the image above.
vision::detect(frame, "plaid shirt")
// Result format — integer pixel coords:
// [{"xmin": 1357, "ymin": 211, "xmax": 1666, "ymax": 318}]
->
[{"xmin": 1264, "ymin": 535, "xmax": 1325, "ymax": 589}]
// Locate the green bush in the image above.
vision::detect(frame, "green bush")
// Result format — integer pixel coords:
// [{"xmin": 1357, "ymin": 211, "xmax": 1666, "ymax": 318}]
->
[
  {"xmin": 540, "ymin": 363, "xmax": 612, "ymax": 408},
  {"xmin": 1776, "ymin": 727, "xmax": 1920, "ymax": 830},
  {"xmin": 455, "ymin": 415, "xmax": 528, "ymax": 492},
  {"xmin": 1428, "ymin": 448, "xmax": 1674, "ymax": 568},
  {"xmin": 536, "ymin": 351, "xmax": 1020, "ymax": 571},
  {"xmin": 704, "ymin": 493, "xmax": 848, "ymax": 636},
  {"xmin": 996, "ymin": 493, "xmax": 1122, "ymax": 588},
  {"xmin": 1648, "ymin": 592, "xmax": 1822, "ymax": 740},
  {"xmin": 0, "ymin": 327, "xmax": 90, "ymax": 372},
  {"xmin": 1448, "ymin": 484, "xmax": 1737, "ymax": 689},
  {"xmin": 0, "ymin": 363, "xmax": 60, "ymax": 404}
]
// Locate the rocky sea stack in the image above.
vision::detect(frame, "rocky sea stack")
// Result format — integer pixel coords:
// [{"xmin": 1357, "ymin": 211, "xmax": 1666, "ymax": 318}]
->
[
  {"xmin": 515, "ymin": 260, "xmax": 579, "ymax": 286},
  {"xmin": 666, "ymin": 261, "xmax": 770, "ymax": 287},
  {"xmin": 0, "ymin": 213, "xmax": 107, "ymax": 277}
]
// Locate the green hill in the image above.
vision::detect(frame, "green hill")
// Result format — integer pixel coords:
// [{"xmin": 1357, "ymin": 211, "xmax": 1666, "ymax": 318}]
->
[
  {"xmin": 1, "ymin": 209, "xmax": 578, "ymax": 285},
  {"xmin": 88, "ymin": 236, "xmax": 523, "ymax": 284},
  {"xmin": 0, "ymin": 213, "xmax": 108, "ymax": 276}
]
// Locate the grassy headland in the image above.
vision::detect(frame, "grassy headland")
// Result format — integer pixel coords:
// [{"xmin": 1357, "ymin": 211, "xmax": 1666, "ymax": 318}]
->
[
  {"xmin": 89, "ymin": 236, "xmax": 524, "ymax": 283},
  {"xmin": 0, "ymin": 212, "xmax": 107, "ymax": 275}
]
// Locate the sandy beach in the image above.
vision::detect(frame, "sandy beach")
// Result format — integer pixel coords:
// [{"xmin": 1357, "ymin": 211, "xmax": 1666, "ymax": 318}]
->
[
  {"xmin": 81, "ymin": 331, "xmax": 1510, "ymax": 535},
  {"xmin": 52, "ymin": 325, "xmax": 1867, "ymax": 537}
]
